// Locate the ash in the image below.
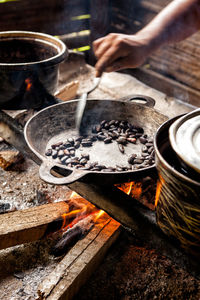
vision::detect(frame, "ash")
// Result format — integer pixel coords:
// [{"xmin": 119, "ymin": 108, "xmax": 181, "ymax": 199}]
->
[
  {"xmin": 0, "ymin": 157, "xmax": 71, "ymax": 299},
  {"xmin": 0, "ymin": 235, "xmax": 63, "ymax": 300},
  {"xmin": 0, "ymin": 158, "xmax": 71, "ymax": 212}
]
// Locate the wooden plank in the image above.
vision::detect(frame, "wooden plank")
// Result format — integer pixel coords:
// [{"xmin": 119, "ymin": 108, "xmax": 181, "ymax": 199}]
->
[
  {"xmin": 37, "ymin": 216, "xmax": 121, "ymax": 300},
  {"xmin": 0, "ymin": 0, "xmax": 90, "ymax": 35},
  {"xmin": 0, "ymin": 201, "xmax": 69, "ymax": 250},
  {"xmin": 147, "ymin": 40, "xmax": 200, "ymax": 93},
  {"xmin": 108, "ymin": 0, "xmax": 200, "ymax": 106},
  {"xmin": 128, "ymin": 67, "xmax": 200, "ymax": 107},
  {"xmin": 0, "ymin": 149, "xmax": 22, "ymax": 170}
]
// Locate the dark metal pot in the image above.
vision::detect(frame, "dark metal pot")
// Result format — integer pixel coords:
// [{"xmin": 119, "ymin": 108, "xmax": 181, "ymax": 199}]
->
[
  {"xmin": 0, "ymin": 31, "xmax": 67, "ymax": 108},
  {"xmin": 154, "ymin": 116, "xmax": 200, "ymax": 257}
]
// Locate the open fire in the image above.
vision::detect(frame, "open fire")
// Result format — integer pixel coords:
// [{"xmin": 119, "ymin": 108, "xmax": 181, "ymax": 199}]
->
[
  {"xmin": 51, "ymin": 179, "xmax": 153, "ymax": 257},
  {"xmin": 51, "ymin": 191, "xmax": 105, "ymax": 256}
]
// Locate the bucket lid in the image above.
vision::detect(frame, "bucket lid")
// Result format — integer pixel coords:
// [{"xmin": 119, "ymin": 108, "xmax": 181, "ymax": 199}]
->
[{"xmin": 169, "ymin": 108, "xmax": 200, "ymax": 173}]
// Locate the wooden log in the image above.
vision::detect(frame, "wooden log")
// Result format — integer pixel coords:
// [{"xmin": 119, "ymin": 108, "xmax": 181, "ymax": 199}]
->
[
  {"xmin": 0, "ymin": 201, "xmax": 69, "ymax": 250},
  {"xmin": 55, "ymin": 81, "xmax": 79, "ymax": 101},
  {"xmin": 0, "ymin": 149, "xmax": 23, "ymax": 170},
  {"xmin": 37, "ymin": 216, "xmax": 121, "ymax": 300}
]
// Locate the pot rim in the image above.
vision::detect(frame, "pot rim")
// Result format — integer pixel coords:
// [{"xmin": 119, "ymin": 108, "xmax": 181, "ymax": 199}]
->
[
  {"xmin": 154, "ymin": 116, "xmax": 200, "ymax": 186},
  {"xmin": 0, "ymin": 30, "xmax": 68, "ymax": 68},
  {"xmin": 169, "ymin": 108, "xmax": 200, "ymax": 174}
]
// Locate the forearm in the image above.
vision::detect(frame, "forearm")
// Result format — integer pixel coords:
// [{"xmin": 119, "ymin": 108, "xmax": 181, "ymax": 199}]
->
[{"xmin": 137, "ymin": 0, "xmax": 200, "ymax": 54}]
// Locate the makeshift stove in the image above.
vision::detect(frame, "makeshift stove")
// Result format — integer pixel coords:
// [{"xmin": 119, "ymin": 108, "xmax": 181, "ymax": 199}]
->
[{"xmin": 0, "ymin": 54, "xmax": 199, "ymax": 300}]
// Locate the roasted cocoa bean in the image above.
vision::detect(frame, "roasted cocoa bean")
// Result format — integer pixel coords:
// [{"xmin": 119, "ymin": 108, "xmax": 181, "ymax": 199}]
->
[
  {"xmin": 148, "ymin": 146, "xmax": 154, "ymax": 154},
  {"xmin": 63, "ymin": 142, "xmax": 72, "ymax": 148},
  {"xmin": 69, "ymin": 150, "xmax": 75, "ymax": 156},
  {"xmin": 139, "ymin": 137, "xmax": 147, "ymax": 144},
  {"xmin": 52, "ymin": 150, "xmax": 58, "ymax": 159},
  {"xmin": 147, "ymin": 137, "xmax": 153, "ymax": 143},
  {"xmin": 135, "ymin": 126, "xmax": 144, "ymax": 133},
  {"xmin": 80, "ymin": 158, "xmax": 87, "ymax": 165},
  {"xmin": 100, "ymin": 120, "xmax": 107, "ymax": 127},
  {"xmin": 74, "ymin": 141, "xmax": 80, "ymax": 149},
  {"xmin": 146, "ymin": 142, "xmax": 153, "ymax": 148},
  {"xmin": 57, "ymin": 150, "xmax": 65, "ymax": 158},
  {"xmin": 63, "ymin": 149, "xmax": 70, "ymax": 156},
  {"xmin": 102, "ymin": 168, "xmax": 115, "ymax": 172},
  {"xmin": 142, "ymin": 145, "xmax": 148, "ymax": 152},
  {"xmin": 118, "ymin": 143, "xmax": 125, "ymax": 154},
  {"xmin": 82, "ymin": 138, "xmax": 92, "ymax": 143},
  {"xmin": 127, "ymin": 137, "xmax": 136, "ymax": 144},
  {"xmin": 65, "ymin": 158, "xmax": 72, "ymax": 164},
  {"xmin": 97, "ymin": 134, "xmax": 106, "ymax": 141},
  {"xmin": 75, "ymin": 164, "xmax": 84, "ymax": 169},
  {"xmin": 135, "ymin": 133, "xmax": 142, "ymax": 138},
  {"xmin": 142, "ymin": 153, "xmax": 149, "ymax": 158},
  {"xmin": 81, "ymin": 154, "xmax": 90, "ymax": 160},
  {"xmin": 91, "ymin": 135, "xmax": 98, "ymax": 141},
  {"xmin": 45, "ymin": 149, "xmax": 52, "ymax": 156},
  {"xmin": 109, "ymin": 120, "xmax": 116, "ymax": 126},
  {"xmin": 104, "ymin": 137, "xmax": 112, "ymax": 144},
  {"xmin": 60, "ymin": 156, "xmax": 68, "ymax": 164},
  {"xmin": 128, "ymin": 154, "xmax": 137, "ymax": 164},
  {"xmin": 67, "ymin": 138, "xmax": 74, "ymax": 145},
  {"xmin": 81, "ymin": 141, "xmax": 93, "ymax": 147},
  {"xmin": 134, "ymin": 158, "xmax": 144, "ymax": 164},
  {"xmin": 116, "ymin": 167, "xmax": 124, "ymax": 172},
  {"xmin": 129, "ymin": 134, "xmax": 136, "ymax": 138},
  {"xmin": 116, "ymin": 137, "xmax": 127, "ymax": 145},
  {"xmin": 70, "ymin": 159, "xmax": 80, "ymax": 166},
  {"xmin": 51, "ymin": 142, "xmax": 63, "ymax": 149},
  {"xmin": 96, "ymin": 125, "xmax": 101, "ymax": 132},
  {"xmin": 79, "ymin": 164, "xmax": 92, "ymax": 170},
  {"xmin": 89, "ymin": 162, "xmax": 98, "ymax": 168},
  {"xmin": 91, "ymin": 166, "xmax": 102, "ymax": 171},
  {"xmin": 104, "ymin": 122, "xmax": 110, "ymax": 130},
  {"xmin": 67, "ymin": 147, "xmax": 75, "ymax": 151}
]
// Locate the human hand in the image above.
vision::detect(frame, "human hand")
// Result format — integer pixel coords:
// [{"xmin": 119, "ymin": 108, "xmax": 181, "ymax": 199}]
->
[{"xmin": 93, "ymin": 33, "xmax": 151, "ymax": 77}]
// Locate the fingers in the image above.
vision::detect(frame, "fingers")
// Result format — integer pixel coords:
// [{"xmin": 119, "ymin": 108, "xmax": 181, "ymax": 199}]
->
[
  {"xmin": 93, "ymin": 34, "xmax": 122, "ymax": 76},
  {"xmin": 93, "ymin": 33, "xmax": 147, "ymax": 76},
  {"xmin": 94, "ymin": 45, "xmax": 125, "ymax": 77},
  {"xmin": 104, "ymin": 56, "xmax": 132, "ymax": 73},
  {"xmin": 93, "ymin": 36, "xmax": 107, "ymax": 54}
]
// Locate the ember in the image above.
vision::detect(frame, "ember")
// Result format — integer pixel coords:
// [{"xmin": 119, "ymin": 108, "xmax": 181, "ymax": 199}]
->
[
  {"xmin": 51, "ymin": 191, "xmax": 105, "ymax": 256},
  {"xmin": 25, "ymin": 78, "xmax": 32, "ymax": 92}
]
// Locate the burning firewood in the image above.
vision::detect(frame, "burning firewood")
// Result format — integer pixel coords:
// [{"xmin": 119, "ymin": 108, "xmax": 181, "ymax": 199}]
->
[
  {"xmin": 51, "ymin": 192, "xmax": 104, "ymax": 256},
  {"xmin": 52, "ymin": 225, "xmax": 83, "ymax": 256},
  {"xmin": 51, "ymin": 210, "xmax": 104, "ymax": 256}
]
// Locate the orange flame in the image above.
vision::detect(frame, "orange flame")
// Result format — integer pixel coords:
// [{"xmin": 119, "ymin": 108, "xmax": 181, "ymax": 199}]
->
[
  {"xmin": 155, "ymin": 175, "xmax": 164, "ymax": 207},
  {"xmin": 116, "ymin": 181, "xmax": 142, "ymax": 199},
  {"xmin": 60, "ymin": 191, "xmax": 105, "ymax": 232},
  {"xmin": 93, "ymin": 210, "xmax": 105, "ymax": 223},
  {"xmin": 25, "ymin": 78, "xmax": 32, "ymax": 91}
]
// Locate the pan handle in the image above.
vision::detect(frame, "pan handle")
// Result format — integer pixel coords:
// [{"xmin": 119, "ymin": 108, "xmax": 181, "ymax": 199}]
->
[
  {"xmin": 119, "ymin": 94, "xmax": 155, "ymax": 108},
  {"xmin": 39, "ymin": 161, "xmax": 87, "ymax": 185}
]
